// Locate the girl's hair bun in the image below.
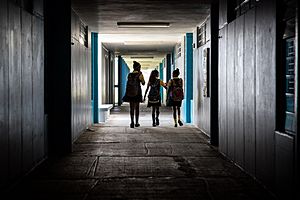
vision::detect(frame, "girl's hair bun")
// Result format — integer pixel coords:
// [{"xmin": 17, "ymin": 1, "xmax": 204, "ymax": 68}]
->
[{"xmin": 174, "ymin": 68, "xmax": 180, "ymax": 75}]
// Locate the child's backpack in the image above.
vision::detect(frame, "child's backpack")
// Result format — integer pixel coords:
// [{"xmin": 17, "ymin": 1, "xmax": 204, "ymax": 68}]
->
[
  {"xmin": 125, "ymin": 72, "xmax": 140, "ymax": 97},
  {"xmin": 171, "ymin": 78, "xmax": 184, "ymax": 101},
  {"xmin": 148, "ymin": 79, "xmax": 160, "ymax": 101}
]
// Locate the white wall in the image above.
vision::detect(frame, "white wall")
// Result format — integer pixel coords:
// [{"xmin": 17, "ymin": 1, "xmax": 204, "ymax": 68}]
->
[{"xmin": 192, "ymin": 18, "xmax": 211, "ymax": 136}]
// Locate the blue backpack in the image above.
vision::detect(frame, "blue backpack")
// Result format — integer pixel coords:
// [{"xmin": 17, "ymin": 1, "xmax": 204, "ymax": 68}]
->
[{"xmin": 148, "ymin": 79, "xmax": 160, "ymax": 101}]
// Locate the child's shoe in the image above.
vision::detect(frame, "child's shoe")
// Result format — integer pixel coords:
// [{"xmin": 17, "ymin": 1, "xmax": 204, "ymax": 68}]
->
[
  {"xmin": 130, "ymin": 123, "xmax": 134, "ymax": 128},
  {"xmin": 178, "ymin": 120, "xmax": 183, "ymax": 126}
]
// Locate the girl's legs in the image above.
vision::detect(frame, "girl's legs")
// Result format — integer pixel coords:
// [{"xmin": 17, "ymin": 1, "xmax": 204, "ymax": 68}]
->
[
  {"xmin": 129, "ymin": 102, "xmax": 135, "ymax": 128},
  {"xmin": 177, "ymin": 106, "xmax": 183, "ymax": 126},
  {"xmin": 135, "ymin": 102, "xmax": 140, "ymax": 127},
  {"xmin": 172, "ymin": 106, "xmax": 177, "ymax": 127},
  {"xmin": 155, "ymin": 106, "xmax": 160, "ymax": 125},
  {"xmin": 151, "ymin": 106, "xmax": 160, "ymax": 126},
  {"xmin": 152, "ymin": 106, "xmax": 156, "ymax": 126}
]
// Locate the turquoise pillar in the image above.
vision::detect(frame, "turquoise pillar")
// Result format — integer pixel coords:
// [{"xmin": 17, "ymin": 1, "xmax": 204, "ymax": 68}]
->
[
  {"xmin": 185, "ymin": 33, "xmax": 193, "ymax": 123},
  {"xmin": 91, "ymin": 33, "xmax": 99, "ymax": 123},
  {"xmin": 119, "ymin": 56, "xmax": 130, "ymax": 104},
  {"xmin": 159, "ymin": 62, "xmax": 163, "ymax": 99}
]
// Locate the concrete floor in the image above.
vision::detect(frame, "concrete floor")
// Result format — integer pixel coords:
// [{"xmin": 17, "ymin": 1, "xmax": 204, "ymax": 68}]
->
[{"xmin": 7, "ymin": 106, "xmax": 276, "ymax": 200}]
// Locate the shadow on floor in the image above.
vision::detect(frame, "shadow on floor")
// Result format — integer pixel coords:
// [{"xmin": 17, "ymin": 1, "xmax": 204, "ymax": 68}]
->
[{"xmin": 6, "ymin": 109, "xmax": 277, "ymax": 200}]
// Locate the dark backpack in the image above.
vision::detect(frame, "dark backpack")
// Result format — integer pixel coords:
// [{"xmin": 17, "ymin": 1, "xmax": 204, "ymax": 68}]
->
[
  {"xmin": 148, "ymin": 79, "xmax": 160, "ymax": 101},
  {"xmin": 171, "ymin": 78, "xmax": 184, "ymax": 101},
  {"xmin": 125, "ymin": 72, "xmax": 140, "ymax": 97}
]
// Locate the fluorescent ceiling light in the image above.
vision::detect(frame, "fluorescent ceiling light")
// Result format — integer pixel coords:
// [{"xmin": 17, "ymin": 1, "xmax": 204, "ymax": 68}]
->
[
  {"xmin": 117, "ymin": 22, "xmax": 170, "ymax": 28},
  {"xmin": 124, "ymin": 41, "xmax": 170, "ymax": 45},
  {"xmin": 130, "ymin": 56, "xmax": 154, "ymax": 59}
]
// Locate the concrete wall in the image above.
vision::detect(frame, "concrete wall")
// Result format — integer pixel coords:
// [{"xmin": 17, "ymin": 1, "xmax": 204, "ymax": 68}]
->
[
  {"xmin": 71, "ymin": 10, "xmax": 92, "ymax": 142},
  {"xmin": 0, "ymin": 0, "xmax": 45, "ymax": 188},
  {"xmin": 218, "ymin": 1, "xmax": 296, "ymax": 195},
  {"xmin": 100, "ymin": 45, "xmax": 115, "ymax": 105},
  {"xmin": 174, "ymin": 36, "xmax": 185, "ymax": 77},
  {"xmin": 101, "ymin": 46, "xmax": 108, "ymax": 104},
  {"xmin": 193, "ymin": 19, "xmax": 211, "ymax": 136}
]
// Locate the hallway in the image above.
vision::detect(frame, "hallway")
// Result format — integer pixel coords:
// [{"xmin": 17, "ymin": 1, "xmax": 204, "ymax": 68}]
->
[
  {"xmin": 0, "ymin": 0, "xmax": 299, "ymax": 198},
  {"xmin": 8, "ymin": 108, "xmax": 276, "ymax": 200}
]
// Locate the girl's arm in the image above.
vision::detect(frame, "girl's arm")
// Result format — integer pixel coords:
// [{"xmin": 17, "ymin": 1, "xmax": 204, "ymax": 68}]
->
[
  {"xmin": 139, "ymin": 73, "xmax": 146, "ymax": 85},
  {"xmin": 143, "ymin": 83, "xmax": 150, "ymax": 101},
  {"xmin": 166, "ymin": 80, "xmax": 172, "ymax": 99}
]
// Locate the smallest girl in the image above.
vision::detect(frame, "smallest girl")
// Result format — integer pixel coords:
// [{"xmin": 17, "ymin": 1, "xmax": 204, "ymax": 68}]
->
[
  {"xmin": 167, "ymin": 68, "xmax": 184, "ymax": 127},
  {"xmin": 144, "ymin": 69, "xmax": 167, "ymax": 127}
]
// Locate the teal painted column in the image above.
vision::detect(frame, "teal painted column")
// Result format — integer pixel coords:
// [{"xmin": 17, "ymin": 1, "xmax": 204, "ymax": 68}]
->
[
  {"xmin": 120, "ymin": 56, "xmax": 130, "ymax": 103},
  {"xmin": 118, "ymin": 56, "xmax": 122, "ymax": 105},
  {"xmin": 91, "ymin": 33, "xmax": 99, "ymax": 123},
  {"xmin": 185, "ymin": 33, "xmax": 193, "ymax": 123},
  {"xmin": 159, "ymin": 62, "xmax": 163, "ymax": 99}
]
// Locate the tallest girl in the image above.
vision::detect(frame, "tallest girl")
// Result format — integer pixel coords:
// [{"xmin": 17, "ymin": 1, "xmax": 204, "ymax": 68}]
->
[{"xmin": 122, "ymin": 61, "xmax": 145, "ymax": 128}]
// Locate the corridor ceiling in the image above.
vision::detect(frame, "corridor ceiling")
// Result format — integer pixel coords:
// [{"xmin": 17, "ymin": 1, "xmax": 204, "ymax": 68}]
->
[{"xmin": 71, "ymin": 0, "xmax": 211, "ymax": 69}]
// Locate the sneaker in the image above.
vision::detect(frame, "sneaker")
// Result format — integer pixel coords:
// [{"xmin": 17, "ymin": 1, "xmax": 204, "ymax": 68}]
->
[
  {"xmin": 130, "ymin": 123, "xmax": 134, "ymax": 128},
  {"xmin": 156, "ymin": 118, "xmax": 159, "ymax": 126},
  {"xmin": 135, "ymin": 123, "xmax": 140, "ymax": 127},
  {"xmin": 174, "ymin": 124, "xmax": 178, "ymax": 127},
  {"xmin": 178, "ymin": 120, "xmax": 183, "ymax": 126}
]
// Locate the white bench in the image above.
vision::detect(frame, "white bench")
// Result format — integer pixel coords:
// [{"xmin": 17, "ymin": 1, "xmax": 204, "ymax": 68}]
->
[{"xmin": 99, "ymin": 104, "xmax": 113, "ymax": 122}]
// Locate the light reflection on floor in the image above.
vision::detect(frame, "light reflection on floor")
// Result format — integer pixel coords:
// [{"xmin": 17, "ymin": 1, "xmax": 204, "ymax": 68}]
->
[{"xmin": 99, "ymin": 103, "xmax": 190, "ymax": 128}]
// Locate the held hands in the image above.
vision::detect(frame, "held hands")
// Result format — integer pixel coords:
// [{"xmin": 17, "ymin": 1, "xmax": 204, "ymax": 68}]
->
[{"xmin": 163, "ymin": 82, "xmax": 167, "ymax": 90}]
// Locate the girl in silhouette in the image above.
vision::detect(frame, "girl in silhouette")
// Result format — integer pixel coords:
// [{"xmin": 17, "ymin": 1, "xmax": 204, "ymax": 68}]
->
[
  {"xmin": 122, "ymin": 61, "xmax": 145, "ymax": 128},
  {"xmin": 167, "ymin": 68, "xmax": 184, "ymax": 127},
  {"xmin": 144, "ymin": 69, "xmax": 167, "ymax": 127}
]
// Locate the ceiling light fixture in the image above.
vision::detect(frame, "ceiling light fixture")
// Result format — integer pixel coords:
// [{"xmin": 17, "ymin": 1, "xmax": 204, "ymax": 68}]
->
[
  {"xmin": 117, "ymin": 22, "xmax": 170, "ymax": 28},
  {"xmin": 130, "ymin": 56, "xmax": 154, "ymax": 59}
]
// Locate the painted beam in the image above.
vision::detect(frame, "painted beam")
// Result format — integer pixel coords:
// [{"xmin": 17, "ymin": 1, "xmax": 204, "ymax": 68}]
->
[
  {"xmin": 119, "ymin": 56, "xmax": 130, "ymax": 104},
  {"xmin": 185, "ymin": 33, "xmax": 193, "ymax": 123},
  {"xmin": 159, "ymin": 62, "xmax": 164, "ymax": 99},
  {"xmin": 91, "ymin": 32, "xmax": 99, "ymax": 123}
]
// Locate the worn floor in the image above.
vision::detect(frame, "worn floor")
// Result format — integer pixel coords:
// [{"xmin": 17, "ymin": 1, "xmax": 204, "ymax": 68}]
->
[{"xmin": 7, "ymin": 105, "xmax": 276, "ymax": 200}]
